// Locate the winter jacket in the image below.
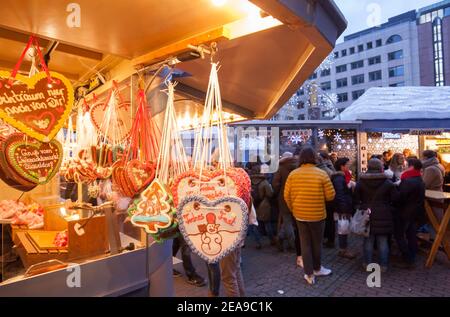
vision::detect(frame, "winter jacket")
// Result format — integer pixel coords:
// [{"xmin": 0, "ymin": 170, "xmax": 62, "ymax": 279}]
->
[
  {"xmin": 353, "ymin": 172, "xmax": 399, "ymax": 235},
  {"xmin": 272, "ymin": 157, "xmax": 298, "ymax": 216},
  {"xmin": 250, "ymin": 174, "xmax": 274, "ymax": 222},
  {"xmin": 422, "ymin": 157, "xmax": 445, "ymax": 191},
  {"xmin": 284, "ymin": 164, "xmax": 336, "ymax": 222},
  {"xmin": 331, "ymin": 171, "xmax": 353, "ymax": 215},
  {"xmin": 317, "ymin": 162, "xmax": 334, "ymax": 177},
  {"xmin": 397, "ymin": 171, "xmax": 426, "ymax": 222}
]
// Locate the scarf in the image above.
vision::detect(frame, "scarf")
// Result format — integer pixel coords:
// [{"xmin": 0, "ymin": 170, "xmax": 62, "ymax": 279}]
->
[
  {"xmin": 344, "ymin": 170, "xmax": 352, "ymax": 184},
  {"xmin": 400, "ymin": 168, "xmax": 421, "ymax": 181}
]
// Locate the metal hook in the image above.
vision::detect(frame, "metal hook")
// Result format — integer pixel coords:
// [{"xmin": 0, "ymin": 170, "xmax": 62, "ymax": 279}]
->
[{"xmin": 210, "ymin": 42, "xmax": 218, "ymax": 63}]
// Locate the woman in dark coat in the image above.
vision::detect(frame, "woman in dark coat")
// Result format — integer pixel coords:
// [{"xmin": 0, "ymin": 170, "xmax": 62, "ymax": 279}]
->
[
  {"xmin": 354, "ymin": 158, "xmax": 399, "ymax": 272},
  {"xmin": 394, "ymin": 158, "xmax": 425, "ymax": 269},
  {"xmin": 331, "ymin": 158, "xmax": 356, "ymax": 259}
]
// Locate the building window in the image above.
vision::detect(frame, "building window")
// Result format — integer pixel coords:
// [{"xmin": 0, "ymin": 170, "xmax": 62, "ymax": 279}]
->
[
  {"xmin": 341, "ymin": 49, "xmax": 347, "ymax": 57},
  {"xmin": 337, "ymin": 93, "xmax": 348, "ymax": 103},
  {"xmin": 309, "ymin": 72, "xmax": 317, "ymax": 80},
  {"xmin": 321, "ymin": 81, "xmax": 331, "ymax": 91},
  {"xmin": 298, "ymin": 114, "xmax": 305, "ymax": 120},
  {"xmin": 349, "ymin": 47, "xmax": 355, "ymax": 55},
  {"xmin": 334, "ymin": 51, "xmax": 339, "ymax": 59},
  {"xmin": 336, "ymin": 78, "xmax": 348, "ymax": 88},
  {"xmin": 369, "ymin": 70, "xmax": 382, "ymax": 82},
  {"xmin": 336, "ymin": 64, "xmax": 347, "ymax": 73},
  {"xmin": 358, "ymin": 44, "xmax": 364, "ymax": 52},
  {"xmin": 351, "ymin": 60, "xmax": 364, "ymax": 70},
  {"xmin": 368, "ymin": 55, "xmax": 381, "ymax": 65},
  {"xmin": 388, "ymin": 50, "xmax": 403, "ymax": 61},
  {"xmin": 321, "ymin": 69, "xmax": 331, "ymax": 77},
  {"xmin": 386, "ymin": 35, "xmax": 402, "ymax": 44},
  {"xmin": 367, "ymin": 42, "xmax": 373, "ymax": 50},
  {"xmin": 389, "ymin": 82, "xmax": 405, "ymax": 87},
  {"xmin": 445, "ymin": 7, "xmax": 450, "ymax": 17},
  {"xmin": 433, "ymin": 17, "xmax": 445, "ymax": 86},
  {"xmin": 352, "ymin": 89, "xmax": 365, "ymax": 100},
  {"xmin": 376, "ymin": 39, "xmax": 382, "ymax": 47},
  {"xmin": 351, "ymin": 74, "xmax": 365, "ymax": 85},
  {"xmin": 389, "ymin": 65, "xmax": 404, "ymax": 78}
]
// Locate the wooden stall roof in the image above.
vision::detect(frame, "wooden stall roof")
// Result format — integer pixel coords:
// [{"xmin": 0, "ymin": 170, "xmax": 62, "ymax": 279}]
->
[{"xmin": 0, "ymin": 0, "xmax": 347, "ymax": 119}]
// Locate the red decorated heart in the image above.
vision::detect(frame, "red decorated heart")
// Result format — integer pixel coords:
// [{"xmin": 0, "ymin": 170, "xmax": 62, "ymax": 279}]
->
[
  {"xmin": 171, "ymin": 168, "xmax": 250, "ymax": 207},
  {"xmin": 125, "ymin": 159, "xmax": 156, "ymax": 195},
  {"xmin": 3, "ymin": 133, "xmax": 62, "ymax": 185},
  {"xmin": 90, "ymin": 101, "xmax": 132, "ymax": 144},
  {"xmin": 0, "ymin": 71, "xmax": 74, "ymax": 142}
]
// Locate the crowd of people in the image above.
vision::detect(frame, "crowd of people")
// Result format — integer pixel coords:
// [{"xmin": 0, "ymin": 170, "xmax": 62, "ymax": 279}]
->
[
  {"xmin": 172, "ymin": 146, "xmax": 446, "ymax": 294},
  {"xmin": 246, "ymin": 146, "xmax": 446, "ymax": 286}
]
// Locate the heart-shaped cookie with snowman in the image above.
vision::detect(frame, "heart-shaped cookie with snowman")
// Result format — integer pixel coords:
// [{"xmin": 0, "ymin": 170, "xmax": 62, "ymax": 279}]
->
[{"xmin": 177, "ymin": 195, "xmax": 248, "ymax": 263}]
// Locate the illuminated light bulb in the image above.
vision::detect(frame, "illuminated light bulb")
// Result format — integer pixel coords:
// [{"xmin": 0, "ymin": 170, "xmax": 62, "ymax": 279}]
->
[
  {"xmin": 212, "ymin": 0, "xmax": 227, "ymax": 7},
  {"xmin": 337, "ymin": 145, "xmax": 342, "ymax": 150},
  {"xmin": 47, "ymin": 83, "xmax": 53, "ymax": 88},
  {"xmin": 368, "ymin": 138, "xmax": 372, "ymax": 143},
  {"xmin": 346, "ymin": 145, "xmax": 350, "ymax": 150}
]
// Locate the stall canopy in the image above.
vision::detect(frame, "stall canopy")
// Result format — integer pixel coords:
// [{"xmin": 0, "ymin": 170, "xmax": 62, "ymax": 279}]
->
[
  {"xmin": 338, "ymin": 87, "xmax": 450, "ymax": 132},
  {"xmin": 0, "ymin": 0, "xmax": 346, "ymax": 119}
]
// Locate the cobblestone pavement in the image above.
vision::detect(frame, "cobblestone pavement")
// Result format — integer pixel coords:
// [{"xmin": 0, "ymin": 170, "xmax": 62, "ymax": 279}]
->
[{"xmin": 174, "ymin": 235, "xmax": 450, "ymax": 297}]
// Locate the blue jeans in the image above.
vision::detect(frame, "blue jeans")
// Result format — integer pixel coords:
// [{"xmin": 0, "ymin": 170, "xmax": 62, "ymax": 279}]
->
[
  {"xmin": 206, "ymin": 262, "xmax": 221, "ymax": 296},
  {"xmin": 363, "ymin": 234, "xmax": 389, "ymax": 267}
]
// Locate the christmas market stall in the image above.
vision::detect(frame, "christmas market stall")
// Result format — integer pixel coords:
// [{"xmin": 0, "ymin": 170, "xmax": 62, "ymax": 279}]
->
[
  {"xmin": 339, "ymin": 87, "xmax": 450, "ymax": 174},
  {"xmin": 0, "ymin": 0, "xmax": 347, "ymax": 296}
]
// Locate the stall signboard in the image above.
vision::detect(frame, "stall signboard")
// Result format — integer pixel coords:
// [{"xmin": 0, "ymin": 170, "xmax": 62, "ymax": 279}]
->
[
  {"xmin": 177, "ymin": 195, "xmax": 248, "ymax": 263},
  {"xmin": 382, "ymin": 133, "xmax": 401, "ymax": 139},
  {"xmin": 436, "ymin": 139, "xmax": 450, "ymax": 146},
  {"xmin": 0, "ymin": 71, "xmax": 74, "ymax": 142},
  {"xmin": 409, "ymin": 129, "xmax": 444, "ymax": 136}
]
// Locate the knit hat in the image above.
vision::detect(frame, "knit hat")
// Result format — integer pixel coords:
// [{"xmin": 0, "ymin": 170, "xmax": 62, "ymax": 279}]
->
[{"xmin": 367, "ymin": 158, "xmax": 383, "ymax": 172}]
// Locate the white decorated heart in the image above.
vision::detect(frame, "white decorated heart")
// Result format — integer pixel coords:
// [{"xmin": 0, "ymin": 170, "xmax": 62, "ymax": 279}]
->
[
  {"xmin": 177, "ymin": 195, "xmax": 248, "ymax": 263},
  {"xmin": 171, "ymin": 170, "xmax": 241, "ymax": 207}
]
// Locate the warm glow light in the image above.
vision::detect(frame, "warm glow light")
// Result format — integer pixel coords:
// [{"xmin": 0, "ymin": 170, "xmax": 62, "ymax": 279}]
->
[
  {"xmin": 212, "ymin": 0, "xmax": 227, "ymax": 7},
  {"xmin": 224, "ymin": 1, "xmax": 282, "ymax": 39}
]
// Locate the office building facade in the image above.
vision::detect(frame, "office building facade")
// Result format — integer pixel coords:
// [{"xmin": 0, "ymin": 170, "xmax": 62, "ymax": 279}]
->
[{"xmin": 280, "ymin": 0, "xmax": 450, "ymax": 120}]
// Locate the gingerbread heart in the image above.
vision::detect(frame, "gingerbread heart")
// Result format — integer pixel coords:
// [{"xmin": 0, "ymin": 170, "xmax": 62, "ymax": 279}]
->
[
  {"xmin": 0, "ymin": 144, "xmax": 36, "ymax": 191},
  {"xmin": 90, "ymin": 101, "xmax": 132, "ymax": 144},
  {"xmin": 3, "ymin": 133, "xmax": 62, "ymax": 185},
  {"xmin": 171, "ymin": 168, "xmax": 249, "ymax": 207},
  {"xmin": 112, "ymin": 163, "xmax": 134, "ymax": 197},
  {"xmin": 0, "ymin": 71, "xmax": 74, "ymax": 142},
  {"xmin": 177, "ymin": 195, "xmax": 248, "ymax": 263},
  {"xmin": 125, "ymin": 159, "xmax": 156, "ymax": 194}
]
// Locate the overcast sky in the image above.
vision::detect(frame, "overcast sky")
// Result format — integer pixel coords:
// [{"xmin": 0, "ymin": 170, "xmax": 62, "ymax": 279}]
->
[{"xmin": 334, "ymin": 0, "xmax": 442, "ymax": 42}]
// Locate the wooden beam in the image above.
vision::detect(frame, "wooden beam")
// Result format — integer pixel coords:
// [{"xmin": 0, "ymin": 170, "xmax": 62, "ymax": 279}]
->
[
  {"xmin": 0, "ymin": 59, "xmax": 79, "ymax": 81},
  {"xmin": 132, "ymin": 26, "xmax": 231, "ymax": 67},
  {"xmin": 0, "ymin": 27, "xmax": 103, "ymax": 61},
  {"xmin": 176, "ymin": 83, "xmax": 255, "ymax": 118}
]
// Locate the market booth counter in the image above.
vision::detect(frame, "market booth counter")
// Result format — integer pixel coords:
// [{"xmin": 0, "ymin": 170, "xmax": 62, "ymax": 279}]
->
[{"xmin": 0, "ymin": 0, "xmax": 346, "ymax": 296}]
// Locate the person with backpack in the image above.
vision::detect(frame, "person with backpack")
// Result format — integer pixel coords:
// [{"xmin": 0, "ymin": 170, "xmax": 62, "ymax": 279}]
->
[
  {"xmin": 273, "ymin": 152, "xmax": 298, "ymax": 252},
  {"xmin": 353, "ymin": 158, "xmax": 399, "ymax": 272},
  {"xmin": 249, "ymin": 164, "xmax": 275, "ymax": 248}
]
